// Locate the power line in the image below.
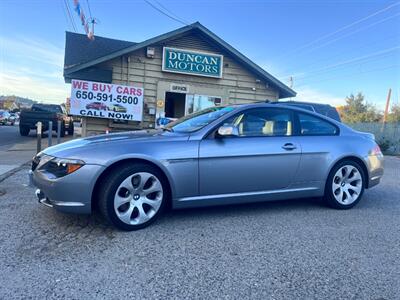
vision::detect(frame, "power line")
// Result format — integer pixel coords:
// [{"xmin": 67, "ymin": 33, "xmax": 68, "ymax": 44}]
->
[
  {"xmin": 301, "ymin": 2, "xmax": 400, "ymax": 51},
  {"xmin": 292, "ymin": 46, "xmax": 400, "ymax": 81},
  {"xmin": 296, "ymin": 55, "xmax": 399, "ymax": 83},
  {"xmin": 60, "ymin": 0, "xmax": 72, "ymax": 31},
  {"xmin": 86, "ymin": 0, "xmax": 93, "ymax": 19},
  {"xmin": 295, "ymin": 64, "xmax": 400, "ymax": 87},
  {"xmin": 144, "ymin": 0, "xmax": 189, "ymax": 26},
  {"xmin": 298, "ymin": 12, "xmax": 400, "ymax": 56},
  {"xmin": 280, "ymin": 45, "xmax": 399, "ymax": 81},
  {"xmin": 63, "ymin": 0, "xmax": 77, "ymax": 32},
  {"xmin": 279, "ymin": 33, "xmax": 400, "ymax": 77},
  {"xmin": 284, "ymin": 49, "xmax": 398, "ymax": 86},
  {"xmin": 283, "ymin": 13, "xmax": 400, "ymax": 77},
  {"xmin": 276, "ymin": 1, "xmax": 400, "ymax": 59},
  {"xmin": 85, "ymin": 0, "xmax": 98, "ymax": 37},
  {"xmin": 153, "ymin": 0, "xmax": 190, "ymax": 24}
]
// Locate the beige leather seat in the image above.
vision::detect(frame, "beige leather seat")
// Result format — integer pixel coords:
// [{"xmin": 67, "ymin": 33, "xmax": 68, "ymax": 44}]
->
[
  {"xmin": 262, "ymin": 121, "xmax": 274, "ymax": 135},
  {"xmin": 262, "ymin": 120, "xmax": 292, "ymax": 136}
]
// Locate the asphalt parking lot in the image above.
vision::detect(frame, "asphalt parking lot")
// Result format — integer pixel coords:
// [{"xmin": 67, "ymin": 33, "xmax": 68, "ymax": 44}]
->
[{"xmin": 0, "ymin": 157, "xmax": 399, "ymax": 299}]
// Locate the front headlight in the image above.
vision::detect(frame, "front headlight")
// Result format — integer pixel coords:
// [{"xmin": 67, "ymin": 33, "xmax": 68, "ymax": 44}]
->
[{"xmin": 40, "ymin": 157, "xmax": 85, "ymax": 178}]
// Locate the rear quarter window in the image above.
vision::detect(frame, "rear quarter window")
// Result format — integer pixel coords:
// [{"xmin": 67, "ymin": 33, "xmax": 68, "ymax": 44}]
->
[
  {"xmin": 327, "ymin": 108, "xmax": 341, "ymax": 122},
  {"xmin": 298, "ymin": 113, "xmax": 339, "ymax": 136}
]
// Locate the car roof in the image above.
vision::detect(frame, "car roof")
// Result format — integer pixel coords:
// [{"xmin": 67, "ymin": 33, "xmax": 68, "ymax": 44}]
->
[
  {"xmin": 267, "ymin": 101, "xmax": 341, "ymax": 122},
  {"xmin": 230, "ymin": 102, "xmax": 322, "ymax": 110},
  {"xmin": 33, "ymin": 103, "xmax": 60, "ymax": 107},
  {"xmin": 272, "ymin": 100, "xmax": 332, "ymax": 106},
  {"xmin": 222, "ymin": 102, "xmax": 342, "ymax": 124}
]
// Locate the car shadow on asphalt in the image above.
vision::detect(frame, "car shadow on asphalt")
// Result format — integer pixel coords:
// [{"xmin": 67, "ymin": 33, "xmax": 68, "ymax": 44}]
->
[
  {"xmin": 171, "ymin": 196, "xmax": 324, "ymax": 215},
  {"xmin": 47, "ymin": 196, "xmax": 327, "ymax": 232}
]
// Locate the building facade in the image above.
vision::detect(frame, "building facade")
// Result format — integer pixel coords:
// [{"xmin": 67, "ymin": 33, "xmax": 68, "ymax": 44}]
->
[{"xmin": 64, "ymin": 22, "xmax": 296, "ymax": 136}]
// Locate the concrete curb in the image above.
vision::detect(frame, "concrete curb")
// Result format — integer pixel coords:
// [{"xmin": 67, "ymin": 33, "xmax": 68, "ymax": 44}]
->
[{"xmin": 0, "ymin": 161, "xmax": 30, "ymax": 183}]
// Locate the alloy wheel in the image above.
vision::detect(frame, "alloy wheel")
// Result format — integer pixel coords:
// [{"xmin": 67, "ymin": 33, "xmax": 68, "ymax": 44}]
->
[
  {"xmin": 332, "ymin": 165, "xmax": 363, "ymax": 205},
  {"xmin": 114, "ymin": 172, "xmax": 163, "ymax": 225}
]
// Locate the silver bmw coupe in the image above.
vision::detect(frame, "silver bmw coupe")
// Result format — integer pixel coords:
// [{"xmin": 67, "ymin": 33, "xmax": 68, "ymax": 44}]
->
[{"xmin": 30, "ymin": 103, "xmax": 384, "ymax": 230}]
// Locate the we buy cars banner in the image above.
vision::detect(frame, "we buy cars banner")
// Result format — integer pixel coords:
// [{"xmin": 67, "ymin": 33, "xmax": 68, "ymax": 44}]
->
[{"xmin": 70, "ymin": 79, "xmax": 144, "ymax": 121}]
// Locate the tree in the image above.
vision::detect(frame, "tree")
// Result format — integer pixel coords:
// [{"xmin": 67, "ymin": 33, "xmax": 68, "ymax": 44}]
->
[
  {"xmin": 340, "ymin": 92, "xmax": 382, "ymax": 123},
  {"xmin": 386, "ymin": 103, "xmax": 400, "ymax": 123}
]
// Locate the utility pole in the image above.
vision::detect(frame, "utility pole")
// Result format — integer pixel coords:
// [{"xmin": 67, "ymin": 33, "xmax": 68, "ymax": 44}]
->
[
  {"xmin": 88, "ymin": 18, "xmax": 98, "ymax": 40},
  {"xmin": 289, "ymin": 76, "xmax": 294, "ymax": 101},
  {"xmin": 383, "ymin": 88, "xmax": 392, "ymax": 123},
  {"xmin": 382, "ymin": 88, "xmax": 392, "ymax": 132}
]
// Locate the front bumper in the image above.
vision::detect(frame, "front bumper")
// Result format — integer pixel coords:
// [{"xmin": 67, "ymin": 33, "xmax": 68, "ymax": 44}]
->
[{"xmin": 30, "ymin": 164, "xmax": 105, "ymax": 214}]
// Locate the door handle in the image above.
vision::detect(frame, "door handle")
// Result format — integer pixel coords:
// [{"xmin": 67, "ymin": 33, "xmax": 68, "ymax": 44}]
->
[{"xmin": 282, "ymin": 143, "xmax": 297, "ymax": 151}]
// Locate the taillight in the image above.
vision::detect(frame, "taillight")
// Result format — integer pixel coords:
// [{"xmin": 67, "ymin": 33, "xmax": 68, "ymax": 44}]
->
[{"xmin": 371, "ymin": 144, "xmax": 382, "ymax": 156}]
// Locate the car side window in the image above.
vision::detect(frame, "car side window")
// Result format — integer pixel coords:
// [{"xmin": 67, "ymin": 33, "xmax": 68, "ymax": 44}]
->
[
  {"xmin": 298, "ymin": 113, "xmax": 338, "ymax": 136},
  {"xmin": 224, "ymin": 108, "xmax": 293, "ymax": 137}
]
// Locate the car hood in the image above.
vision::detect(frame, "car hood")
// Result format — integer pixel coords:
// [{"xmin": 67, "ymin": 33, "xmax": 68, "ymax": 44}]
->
[{"xmin": 42, "ymin": 130, "xmax": 190, "ymax": 162}]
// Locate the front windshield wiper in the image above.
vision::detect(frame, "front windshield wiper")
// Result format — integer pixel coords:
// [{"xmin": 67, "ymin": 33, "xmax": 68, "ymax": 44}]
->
[{"xmin": 161, "ymin": 127, "xmax": 174, "ymax": 132}]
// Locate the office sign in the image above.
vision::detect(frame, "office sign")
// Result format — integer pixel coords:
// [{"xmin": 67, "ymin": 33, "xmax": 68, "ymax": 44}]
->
[
  {"xmin": 70, "ymin": 79, "xmax": 143, "ymax": 121},
  {"xmin": 170, "ymin": 83, "xmax": 189, "ymax": 93},
  {"xmin": 162, "ymin": 47, "xmax": 223, "ymax": 78}
]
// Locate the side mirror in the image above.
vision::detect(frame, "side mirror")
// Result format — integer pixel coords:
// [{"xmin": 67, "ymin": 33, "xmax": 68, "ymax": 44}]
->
[{"xmin": 217, "ymin": 125, "xmax": 239, "ymax": 137}]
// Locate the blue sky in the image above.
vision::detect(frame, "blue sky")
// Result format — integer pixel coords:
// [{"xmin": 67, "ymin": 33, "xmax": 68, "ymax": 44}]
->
[{"xmin": 0, "ymin": 0, "xmax": 399, "ymax": 109}]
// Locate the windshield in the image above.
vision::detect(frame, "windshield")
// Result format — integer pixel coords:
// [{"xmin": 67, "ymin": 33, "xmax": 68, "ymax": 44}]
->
[{"xmin": 165, "ymin": 106, "xmax": 237, "ymax": 133}]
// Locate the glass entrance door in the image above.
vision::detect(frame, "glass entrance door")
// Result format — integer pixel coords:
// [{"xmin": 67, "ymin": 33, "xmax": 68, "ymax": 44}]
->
[{"xmin": 185, "ymin": 94, "xmax": 222, "ymax": 115}]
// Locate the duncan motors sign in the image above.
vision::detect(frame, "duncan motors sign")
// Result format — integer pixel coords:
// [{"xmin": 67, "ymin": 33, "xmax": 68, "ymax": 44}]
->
[
  {"xmin": 70, "ymin": 79, "xmax": 144, "ymax": 121},
  {"xmin": 162, "ymin": 47, "xmax": 223, "ymax": 78}
]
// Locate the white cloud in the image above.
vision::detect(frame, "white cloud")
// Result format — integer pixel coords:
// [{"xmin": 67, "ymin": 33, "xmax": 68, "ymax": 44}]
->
[
  {"xmin": 0, "ymin": 35, "xmax": 68, "ymax": 103},
  {"xmin": 0, "ymin": 71, "xmax": 69, "ymax": 103},
  {"xmin": 292, "ymin": 86, "xmax": 345, "ymax": 107},
  {"xmin": 0, "ymin": 36, "xmax": 64, "ymax": 67}
]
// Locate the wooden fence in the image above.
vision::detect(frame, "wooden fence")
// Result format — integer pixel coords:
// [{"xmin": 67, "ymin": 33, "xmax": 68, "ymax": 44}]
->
[{"xmin": 348, "ymin": 122, "xmax": 400, "ymax": 155}]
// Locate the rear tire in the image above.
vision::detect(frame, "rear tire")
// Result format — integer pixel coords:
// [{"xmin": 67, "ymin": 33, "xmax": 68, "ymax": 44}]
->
[
  {"xmin": 98, "ymin": 163, "xmax": 168, "ymax": 231},
  {"xmin": 19, "ymin": 126, "xmax": 30, "ymax": 136},
  {"xmin": 324, "ymin": 160, "xmax": 366, "ymax": 209}
]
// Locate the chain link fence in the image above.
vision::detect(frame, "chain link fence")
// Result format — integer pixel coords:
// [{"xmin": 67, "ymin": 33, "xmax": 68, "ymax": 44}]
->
[{"xmin": 348, "ymin": 122, "xmax": 400, "ymax": 155}]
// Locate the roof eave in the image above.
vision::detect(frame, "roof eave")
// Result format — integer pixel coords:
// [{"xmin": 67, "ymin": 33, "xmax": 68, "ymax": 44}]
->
[
  {"xmin": 193, "ymin": 23, "xmax": 296, "ymax": 98},
  {"xmin": 64, "ymin": 23, "xmax": 196, "ymax": 75},
  {"xmin": 64, "ymin": 22, "xmax": 296, "ymax": 98}
]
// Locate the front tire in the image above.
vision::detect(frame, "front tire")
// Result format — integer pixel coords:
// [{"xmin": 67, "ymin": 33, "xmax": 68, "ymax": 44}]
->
[
  {"xmin": 324, "ymin": 160, "xmax": 366, "ymax": 209},
  {"xmin": 60, "ymin": 122, "xmax": 66, "ymax": 137},
  {"xmin": 98, "ymin": 163, "xmax": 167, "ymax": 230},
  {"xmin": 67, "ymin": 122, "xmax": 74, "ymax": 135},
  {"xmin": 19, "ymin": 125, "xmax": 30, "ymax": 136}
]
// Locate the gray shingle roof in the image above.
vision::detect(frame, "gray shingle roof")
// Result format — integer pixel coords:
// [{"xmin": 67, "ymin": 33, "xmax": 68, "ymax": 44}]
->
[
  {"xmin": 64, "ymin": 23, "xmax": 296, "ymax": 98},
  {"xmin": 64, "ymin": 31, "xmax": 136, "ymax": 69}
]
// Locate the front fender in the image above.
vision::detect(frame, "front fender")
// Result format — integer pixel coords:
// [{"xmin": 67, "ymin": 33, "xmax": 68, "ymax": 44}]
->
[{"xmin": 99, "ymin": 153, "xmax": 178, "ymax": 200}]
